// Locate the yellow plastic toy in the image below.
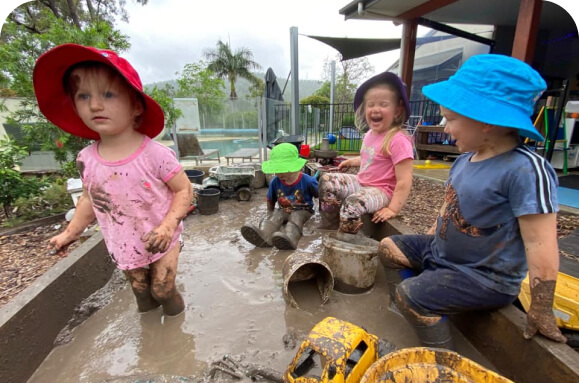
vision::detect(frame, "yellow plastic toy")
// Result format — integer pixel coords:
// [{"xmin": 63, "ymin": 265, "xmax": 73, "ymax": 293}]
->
[
  {"xmin": 518, "ymin": 272, "xmax": 579, "ymax": 331},
  {"xmin": 413, "ymin": 163, "xmax": 451, "ymax": 170},
  {"xmin": 283, "ymin": 317, "xmax": 391, "ymax": 383},
  {"xmin": 360, "ymin": 347, "xmax": 513, "ymax": 383}
]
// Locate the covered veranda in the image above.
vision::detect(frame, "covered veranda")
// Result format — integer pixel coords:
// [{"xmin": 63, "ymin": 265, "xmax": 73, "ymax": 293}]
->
[{"xmin": 338, "ymin": 0, "xmax": 578, "ymax": 162}]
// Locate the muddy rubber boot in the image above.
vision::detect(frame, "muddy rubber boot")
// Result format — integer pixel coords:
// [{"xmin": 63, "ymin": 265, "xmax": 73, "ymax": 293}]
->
[
  {"xmin": 396, "ymin": 284, "xmax": 456, "ymax": 350},
  {"xmin": 412, "ymin": 316, "xmax": 455, "ymax": 350},
  {"xmin": 315, "ymin": 200, "xmax": 340, "ymax": 232},
  {"xmin": 338, "ymin": 216, "xmax": 363, "ymax": 234},
  {"xmin": 272, "ymin": 223, "xmax": 302, "ymax": 250},
  {"xmin": 379, "ymin": 252, "xmax": 416, "ymax": 316},
  {"xmin": 241, "ymin": 219, "xmax": 281, "ymax": 247},
  {"xmin": 383, "ymin": 268, "xmax": 416, "ymax": 316}
]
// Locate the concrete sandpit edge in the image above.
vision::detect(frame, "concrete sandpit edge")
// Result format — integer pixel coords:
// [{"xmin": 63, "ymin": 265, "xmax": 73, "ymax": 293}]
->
[{"xmin": 0, "ymin": 232, "xmax": 114, "ymax": 383}]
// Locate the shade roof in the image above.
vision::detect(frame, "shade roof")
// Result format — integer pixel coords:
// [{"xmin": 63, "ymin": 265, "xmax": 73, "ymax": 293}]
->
[
  {"xmin": 306, "ymin": 34, "xmax": 456, "ymax": 61},
  {"xmin": 339, "ymin": 0, "xmax": 577, "ymax": 32}
]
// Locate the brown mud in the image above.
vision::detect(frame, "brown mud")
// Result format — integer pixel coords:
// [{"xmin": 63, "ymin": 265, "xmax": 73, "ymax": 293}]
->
[{"xmin": 27, "ymin": 188, "xmax": 495, "ymax": 382}]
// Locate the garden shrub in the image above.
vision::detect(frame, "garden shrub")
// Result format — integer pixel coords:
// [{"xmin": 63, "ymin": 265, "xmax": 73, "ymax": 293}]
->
[
  {"xmin": 4, "ymin": 182, "xmax": 73, "ymax": 227},
  {"xmin": 0, "ymin": 137, "xmax": 48, "ymax": 218}
]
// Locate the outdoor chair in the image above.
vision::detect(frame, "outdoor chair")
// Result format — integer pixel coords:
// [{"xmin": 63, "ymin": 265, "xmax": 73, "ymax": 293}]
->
[
  {"xmin": 338, "ymin": 126, "xmax": 363, "ymax": 152},
  {"xmin": 175, "ymin": 132, "xmax": 220, "ymax": 165}
]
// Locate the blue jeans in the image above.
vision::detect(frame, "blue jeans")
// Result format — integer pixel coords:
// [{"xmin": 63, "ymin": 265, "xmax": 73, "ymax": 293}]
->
[{"xmin": 390, "ymin": 235, "xmax": 517, "ymax": 316}]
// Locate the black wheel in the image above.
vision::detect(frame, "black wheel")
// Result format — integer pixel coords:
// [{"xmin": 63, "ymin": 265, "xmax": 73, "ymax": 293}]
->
[
  {"xmin": 563, "ymin": 330, "xmax": 579, "ymax": 349},
  {"xmin": 377, "ymin": 338, "xmax": 397, "ymax": 357},
  {"xmin": 236, "ymin": 187, "xmax": 252, "ymax": 201}
]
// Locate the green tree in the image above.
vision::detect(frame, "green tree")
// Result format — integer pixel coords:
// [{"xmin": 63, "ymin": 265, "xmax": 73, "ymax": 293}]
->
[
  {"xmin": 174, "ymin": 61, "xmax": 227, "ymax": 117},
  {"xmin": 301, "ymin": 94, "xmax": 330, "ymax": 106},
  {"xmin": 0, "ymin": 1, "xmax": 185, "ymax": 170},
  {"xmin": 146, "ymin": 84, "xmax": 182, "ymax": 135},
  {"xmin": 321, "ymin": 54, "xmax": 375, "ymax": 105},
  {"xmin": 0, "ymin": 137, "xmax": 46, "ymax": 217},
  {"xmin": 5, "ymin": 0, "xmax": 149, "ymax": 32},
  {"xmin": 203, "ymin": 40, "xmax": 262, "ymax": 99}
]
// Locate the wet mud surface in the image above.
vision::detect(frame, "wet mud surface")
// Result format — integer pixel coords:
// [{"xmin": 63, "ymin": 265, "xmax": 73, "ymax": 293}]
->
[{"xmin": 28, "ymin": 188, "xmax": 492, "ymax": 383}]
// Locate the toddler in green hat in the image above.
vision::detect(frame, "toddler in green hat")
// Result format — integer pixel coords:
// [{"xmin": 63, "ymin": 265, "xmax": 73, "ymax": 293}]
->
[{"xmin": 241, "ymin": 143, "xmax": 318, "ymax": 250}]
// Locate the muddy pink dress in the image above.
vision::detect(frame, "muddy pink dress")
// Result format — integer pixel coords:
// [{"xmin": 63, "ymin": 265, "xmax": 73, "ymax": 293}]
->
[{"xmin": 76, "ymin": 136, "xmax": 183, "ymax": 270}]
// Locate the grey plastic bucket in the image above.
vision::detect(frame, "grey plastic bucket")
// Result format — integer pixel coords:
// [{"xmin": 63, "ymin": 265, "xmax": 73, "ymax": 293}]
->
[
  {"xmin": 322, "ymin": 232, "xmax": 380, "ymax": 294},
  {"xmin": 185, "ymin": 169, "xmax": 204, "ymax": 184},
  {"xmin": 197, "ymin": 189, "xmax": 220, "ymax": 215}
]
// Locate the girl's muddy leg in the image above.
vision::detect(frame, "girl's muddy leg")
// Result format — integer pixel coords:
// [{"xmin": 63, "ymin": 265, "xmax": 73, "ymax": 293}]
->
[
  {"xmin": 150, "ymin": 245, "xmax": 185, "ymax": 316},
  {"xmin": 124, "ymin": 268, "xmax": 161, "ymax": 313}
]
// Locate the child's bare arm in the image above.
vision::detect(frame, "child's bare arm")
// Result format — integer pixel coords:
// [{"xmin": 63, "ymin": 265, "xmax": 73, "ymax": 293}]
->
[
  {"xmin": 49, "ymin": 187, "xmax": 95, "ymax": 250},
  {"xmin": 338, "ymin": 156, "xmax": 360, "ymax": 169},
  {"xmin": 426, "ymin": 201, "xmax": 446, "ymax": 234},
  {"xmin": 372, "ymin": 158, "xmax": 413, "ymax": 222},
  {"xmin": 141, "ymin": 170, "xmax": 192, "ymax": 254},
  {"xmin": 518, "ymin": 213, "xmax": 567, "ymax": 343}
]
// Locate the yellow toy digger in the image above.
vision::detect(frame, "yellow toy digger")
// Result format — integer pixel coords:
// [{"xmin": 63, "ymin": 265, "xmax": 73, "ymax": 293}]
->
[{"xmin": 210, "ymin": 317, "xmax": 512, "ymax": 383}]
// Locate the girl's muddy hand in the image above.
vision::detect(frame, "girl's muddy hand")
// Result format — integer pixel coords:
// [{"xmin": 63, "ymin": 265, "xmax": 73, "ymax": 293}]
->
[
  {"xmin": 141, "ymin": 225, "xmax": 173, "ymax": 254},
  {"xmin": 49, "ymin": 232, "xmax": 73, "ymax": 253},
  {"xmin": 372, "ymin": 208, "xmax": 396, "ymax": 223}
]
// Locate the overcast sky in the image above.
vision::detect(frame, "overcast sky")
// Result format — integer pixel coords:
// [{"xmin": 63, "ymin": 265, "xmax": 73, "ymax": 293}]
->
[
  {"xmin": 1, "ymin": 0, "xmax": 578, "ymax": 85},
  {"xmin": 113, "ymin": 0, "xmax": 407, "ymax": 84}
]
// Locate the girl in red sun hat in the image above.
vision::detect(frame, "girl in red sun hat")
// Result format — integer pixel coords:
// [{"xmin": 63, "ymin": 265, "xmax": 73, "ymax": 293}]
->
[{"xmin": 34, "ymin": 44, "xmax": 192, "ymax": 318}]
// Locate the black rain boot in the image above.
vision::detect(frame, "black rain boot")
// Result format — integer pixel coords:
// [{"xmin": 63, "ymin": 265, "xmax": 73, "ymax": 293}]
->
[
  {"xmin": 272, "ymin": 223, "xmax": 302, "ymax": 250},
  {"xmin": 241, "ymin": 219, "xmax": 281, "ymax": 247}
]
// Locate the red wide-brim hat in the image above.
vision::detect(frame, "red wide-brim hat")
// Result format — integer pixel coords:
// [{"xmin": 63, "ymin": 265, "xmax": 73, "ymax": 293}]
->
[{"xmin": 33, "ymin": 44, "xmax": 164, "ymax": 140}]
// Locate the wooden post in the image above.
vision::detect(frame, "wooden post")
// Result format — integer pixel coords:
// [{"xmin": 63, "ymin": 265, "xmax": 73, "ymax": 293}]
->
[
  {"xmin": 400, "ymin": 18, "xmax": 418, "ymax": 97},
  {"xmin": 512, "ymin": 0, "xmax": 542, "ymax": 63}
]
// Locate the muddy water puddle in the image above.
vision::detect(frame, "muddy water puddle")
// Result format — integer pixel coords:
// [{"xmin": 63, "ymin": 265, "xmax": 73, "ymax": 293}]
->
[{"xmin": 28, "ymin": 189, "xmax": 491, "ymax": 382}]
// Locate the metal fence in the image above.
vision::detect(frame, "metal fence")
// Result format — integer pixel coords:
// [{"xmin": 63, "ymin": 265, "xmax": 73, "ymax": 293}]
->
[
  {"xmin": 182, "ymin": 97, "xmax": 443, "ymax": 156},
  {"xmin": 266, "ymin": 99, "xmax": 442, "ymax": 152}
]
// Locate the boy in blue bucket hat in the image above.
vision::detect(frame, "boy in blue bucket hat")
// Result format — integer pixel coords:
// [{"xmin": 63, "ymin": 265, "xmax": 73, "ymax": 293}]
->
[
  {"xmin": 378, "ymin": 54, "xmax": 567, "ymax": 350},
  {"xmin": 241, "ymin": 143, "xmax": 319, "ymax": 250}
]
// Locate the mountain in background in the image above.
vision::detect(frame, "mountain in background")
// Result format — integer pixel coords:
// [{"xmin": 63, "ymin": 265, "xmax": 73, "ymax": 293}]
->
[{"xmin": 146, "ymin": 72, "xmax": 323, "ymax": 101}]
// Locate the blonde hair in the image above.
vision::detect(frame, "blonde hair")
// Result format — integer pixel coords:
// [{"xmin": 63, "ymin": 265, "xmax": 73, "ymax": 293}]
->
[
  {"xmin": 63, "ymin": 61, "xmax": 144, "ymax": 129},
  {"xmin": 354, "ymin": 83, "xmax": 408, "ymax": 156}
]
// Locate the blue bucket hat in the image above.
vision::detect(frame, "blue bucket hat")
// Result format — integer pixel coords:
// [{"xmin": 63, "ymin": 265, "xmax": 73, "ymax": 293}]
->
[
  {"xmin": 354, "ymin": 71, "xmax": 411, "ymax": 120},
  {"xmin": 422, "ymin": 54, "xmax": 546, "ymax": 142}
]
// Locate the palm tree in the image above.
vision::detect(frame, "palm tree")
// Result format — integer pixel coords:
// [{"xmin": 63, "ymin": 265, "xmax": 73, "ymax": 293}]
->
[{"xmin": 203, "ymin": 40, "xmax": 262, "ymax": 99}]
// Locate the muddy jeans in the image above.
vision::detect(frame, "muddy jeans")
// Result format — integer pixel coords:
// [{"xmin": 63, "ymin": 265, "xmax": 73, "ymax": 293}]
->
[{"xmin": 319, "ymin": 172, "xmax": 390, "ymax": 219}]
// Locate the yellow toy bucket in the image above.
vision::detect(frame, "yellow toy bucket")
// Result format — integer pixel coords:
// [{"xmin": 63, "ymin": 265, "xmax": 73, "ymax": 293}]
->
[
  {"xmin": 360, "ymin": 347, "xmax": 513, "ymax": 383},
  {"xmin": 518, "ymin": 272, "xmax": 579, "ymax": 331}
]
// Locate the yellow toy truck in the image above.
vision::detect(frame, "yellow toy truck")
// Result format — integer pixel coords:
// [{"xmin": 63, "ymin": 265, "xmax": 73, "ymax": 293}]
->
[{"xmin": 283, "ymin": 317, "xmax": 395, "ymax": 383}]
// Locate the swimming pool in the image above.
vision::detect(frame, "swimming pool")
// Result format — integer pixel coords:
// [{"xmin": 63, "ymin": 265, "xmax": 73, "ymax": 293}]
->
[{"xmin": 199, "ymin": 138, "xmax": 261, "ymax": 156}]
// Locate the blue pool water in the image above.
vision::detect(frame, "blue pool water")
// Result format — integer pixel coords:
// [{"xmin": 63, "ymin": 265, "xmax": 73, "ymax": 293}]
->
[{"xmin": 200, "ymin": 138, "xmax": 260, "ymax": 156}]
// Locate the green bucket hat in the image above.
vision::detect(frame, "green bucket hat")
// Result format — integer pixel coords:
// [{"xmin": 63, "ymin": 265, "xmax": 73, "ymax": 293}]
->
[{"xmin": 262, "ymin": 143, "xmax": 307, "ymax": 174}]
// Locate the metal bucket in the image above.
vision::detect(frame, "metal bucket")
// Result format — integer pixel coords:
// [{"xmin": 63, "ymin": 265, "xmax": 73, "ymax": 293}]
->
[
  {"xmin": 282, "ymin": 252, "xmax": 334, "ymax": 309},
  {"xmin": 322, "ymin": 232, "xmax": 380, "ymax": 294}
]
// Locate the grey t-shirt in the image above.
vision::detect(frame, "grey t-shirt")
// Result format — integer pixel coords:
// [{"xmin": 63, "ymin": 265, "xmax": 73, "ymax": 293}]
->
[{"xmin": 431, "ymin": 145, "xmax": 558, "ymax": 295}]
